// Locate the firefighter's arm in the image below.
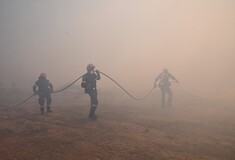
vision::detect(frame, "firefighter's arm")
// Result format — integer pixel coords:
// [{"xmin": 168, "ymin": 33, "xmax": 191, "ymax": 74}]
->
[
  {"xmin": 49, "ymin": 82, "xmax": 54, "ymax": 93},
  {"xmin": 170, "ymin": 74, "xmax": 179, "ymax": 84},
  {"xmin": 154, "ymin": 78, "xmax": 158, "ymax": 87},
  {"xmin": 154, "ymin": 74, "xmax": 161, "ymax": 87},
  {"xmin": 95, "ymin": 70, "xmax": 101, "ymax": 80},
  {"xmin": 175, "ymin": 79, "xmax": 179, "ymax": 84},
  {"xmin": 33, "ymin": 83, "xmax": 37, "ymax": 95}
]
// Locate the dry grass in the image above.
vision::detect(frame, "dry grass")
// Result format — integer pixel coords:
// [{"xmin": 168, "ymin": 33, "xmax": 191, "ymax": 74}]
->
[{"xmin": 0, "ymin": 90, "xmax": 235, "ymax": 160}]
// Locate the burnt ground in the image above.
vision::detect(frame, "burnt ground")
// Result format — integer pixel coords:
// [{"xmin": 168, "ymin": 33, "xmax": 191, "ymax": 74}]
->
[{"xmin": 0, "ymin": 89, "xmax": 235, "ymax": 160}]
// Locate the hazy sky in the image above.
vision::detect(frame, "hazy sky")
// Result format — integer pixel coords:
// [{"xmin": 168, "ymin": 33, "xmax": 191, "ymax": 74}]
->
[{"xmin": 0, "ymin": 0, "xmax": 235, "ymax": 99}]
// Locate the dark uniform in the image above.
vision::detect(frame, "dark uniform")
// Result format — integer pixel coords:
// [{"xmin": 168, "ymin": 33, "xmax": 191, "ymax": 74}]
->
[
  {"xmin": 154, "ymin": 69, "xmax": 179, "ymax": 107},
  {"xmin": 81, "ymin": 64, "xmax": 101, "ymax": 120},
  {"xmin": 33, "ymin": 73, "xmax": 53, "ymax": 114}
]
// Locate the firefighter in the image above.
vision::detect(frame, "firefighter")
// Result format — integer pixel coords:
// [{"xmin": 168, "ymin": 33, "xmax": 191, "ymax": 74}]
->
[
  {"xmin": 154, "ymin": 68, "xmax": 179, "ymax": 107},
  {"xmin": 81, "ymin": 64, "xmax": 101, "ymax": 120},
  {"xmin": 33, "ymin": 73, "xmax": 53, "ymax": 115}
]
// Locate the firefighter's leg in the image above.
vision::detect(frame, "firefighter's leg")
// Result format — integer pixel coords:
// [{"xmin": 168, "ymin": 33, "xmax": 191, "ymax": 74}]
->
[
  {"xmin": 88, "ymin": 91, "xmax": 93, "ymax": 118},
  {"xmin": 38, "ymin": 94, "xmax": 45, "ymax": 115},
  {"xmin": 166, "ymin": 87, "xmax": 173, "ymax": 106},
  {"xmin": 160, "ymin": 87, "xmax": 166, "ymax": 107},
  {"xmin": 90, "ymin": 105, "xmax": 97, "ymax": 120},
  {"xmin": 88, "ymin": 89, "xmax": 98, "ymax": 120},
  {"xmin": 89, "ymin": 106, "xmax": 93, "ymax": 118},
  {"xmin": 38, "ymin": 94, "xmax": 45, "ymax": 106},
  {"xmin": 46, "ymin": 93, "xmax": 52, "ymax": 112}
]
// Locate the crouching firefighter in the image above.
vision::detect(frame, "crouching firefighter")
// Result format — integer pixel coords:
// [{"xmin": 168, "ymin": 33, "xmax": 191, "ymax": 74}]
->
[
  {"xmin": 81, "ymin": 64, "xmax": 101, "ymax": 120},
  {"xmin": 33, "ymin": 73, "xmax": 53, "ymax": 115}
]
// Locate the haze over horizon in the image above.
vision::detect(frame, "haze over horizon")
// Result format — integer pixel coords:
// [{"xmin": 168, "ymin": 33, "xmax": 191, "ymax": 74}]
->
[{"xmin": 0, "ymin": 0, "xmax": 234, "ymax": 100}]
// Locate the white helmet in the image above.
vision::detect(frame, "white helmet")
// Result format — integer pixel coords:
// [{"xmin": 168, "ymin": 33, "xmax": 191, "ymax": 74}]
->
[{"xmin": 163, "ymin": 68, "xmax": 168, "ymax": 73}]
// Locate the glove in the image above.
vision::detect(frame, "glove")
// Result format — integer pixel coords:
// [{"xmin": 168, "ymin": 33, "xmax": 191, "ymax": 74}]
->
[{"xmin": 95, "ymin": 70, "xmax": 100, "ymax": 74}]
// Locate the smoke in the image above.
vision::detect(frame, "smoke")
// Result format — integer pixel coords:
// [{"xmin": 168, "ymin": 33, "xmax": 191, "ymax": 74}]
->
[{"xmin": 0, "ymin": 0, "xmax": 234, "ymax": 100}]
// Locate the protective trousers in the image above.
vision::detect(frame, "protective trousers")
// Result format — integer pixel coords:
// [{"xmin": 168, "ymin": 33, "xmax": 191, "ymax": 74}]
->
[
  {"xmin": 38, "ymin": 93, "xmax": 52, "ymax": 115},
  {"xmin": 38, "ymin": 93, "xmax": 52, "ymax": 107},
  {"xmin": 88, "ymin": 88, "xmax": 98, "ymax": 120},
  {"xmin": 160, "ymin": 86, "xmax": 173, "ymax": 107}
]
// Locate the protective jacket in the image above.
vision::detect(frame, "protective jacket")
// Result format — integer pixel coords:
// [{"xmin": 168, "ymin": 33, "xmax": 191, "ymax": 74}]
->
[
  {"xmin": 81, "ymin": 71, "xmax": 100, "ymax": 93},
  {"xmin": 155, "ymin": 72, "xmax": 176, "ymax": 87},
  {"xmin": 33, "ymin": 77, "xmax": 53, "ymax": 94}
]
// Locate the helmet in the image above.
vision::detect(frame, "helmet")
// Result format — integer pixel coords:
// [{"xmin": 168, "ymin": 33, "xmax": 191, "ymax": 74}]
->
[
  {"xmin": 87, "ymin": 63, "xmax": 95, "ymax": 71},
  {"xmin": 39, "ymin": 73, "xmax": 46, "ymax": 78},
  {"xmin": 163, "ymin": 68, "xmax": 168, "ymax": 73}
]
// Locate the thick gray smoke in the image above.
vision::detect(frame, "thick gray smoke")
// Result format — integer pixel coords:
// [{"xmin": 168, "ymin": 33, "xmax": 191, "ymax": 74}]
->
[{"xmin": 0, "ymin": 0, "xmax": 234, "ymax": 100}]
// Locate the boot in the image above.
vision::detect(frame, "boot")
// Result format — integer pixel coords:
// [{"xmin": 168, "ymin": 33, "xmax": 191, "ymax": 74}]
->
[
  {"xmin": 47, "ymin": 105, "xmax": 52, "ymax": 113},
  {"xmin": 89, "ymin": 107, "xmax": 98, "ymax": 121},
  {"xmin": 40, "ymin": 107, "xmax": 44, "ymax": 115},
  {"xmin": 89, "ymin": 107, "xmax": 93, "ymax": 118}
]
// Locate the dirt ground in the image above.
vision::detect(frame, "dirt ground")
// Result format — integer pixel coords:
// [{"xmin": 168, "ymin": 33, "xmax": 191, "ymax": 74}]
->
[{"xmin": 0, "ymin": 89, "xmax": 235, "ymax": 160}]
